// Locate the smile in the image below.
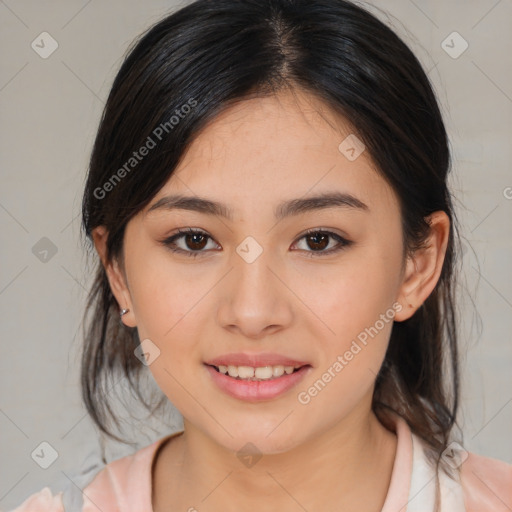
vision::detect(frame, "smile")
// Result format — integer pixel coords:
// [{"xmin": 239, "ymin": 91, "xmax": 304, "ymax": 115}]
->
[
  {"xmin": 212, "ymin": 364, "xmax": 303, "ymax": 381},
  {"xmin": 204, "ymin": 363, "xmax": 312, "ymax": 401}
]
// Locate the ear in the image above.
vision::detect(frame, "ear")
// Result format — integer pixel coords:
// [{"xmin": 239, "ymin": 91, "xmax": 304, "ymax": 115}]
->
[
  {"xmin": 91, "ymin": 225, "xmax": 137, "ymax": 328},
  {"xmin": 394, "ymin": 211, "xmax": 450, "ymax": 322}
]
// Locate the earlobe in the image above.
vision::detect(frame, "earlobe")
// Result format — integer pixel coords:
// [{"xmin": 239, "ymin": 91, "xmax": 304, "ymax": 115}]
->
[
  {"xmin": 394, "ymin": 211, "xmax": 450, "ymax": 322},
  {"xmin": 91, "ymin": 225, "xmax": 137, "ymax": 327}
]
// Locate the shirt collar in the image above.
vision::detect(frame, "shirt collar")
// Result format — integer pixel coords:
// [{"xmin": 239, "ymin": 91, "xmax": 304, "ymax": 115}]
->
[{"xmin": 96, "ymin": 413, "xmax": 466, "ymax": 512}]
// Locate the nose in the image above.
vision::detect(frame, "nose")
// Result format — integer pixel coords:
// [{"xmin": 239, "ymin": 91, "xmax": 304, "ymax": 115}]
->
[{"xmin": 216, "ymin": 243, "xmax": 294, "ymax": 340}]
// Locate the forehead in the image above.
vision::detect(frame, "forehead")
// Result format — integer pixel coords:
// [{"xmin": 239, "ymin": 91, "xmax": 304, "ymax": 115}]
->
[{"xmin": 148, "ymin": 89, "xmax": 399, "ymax": 219}]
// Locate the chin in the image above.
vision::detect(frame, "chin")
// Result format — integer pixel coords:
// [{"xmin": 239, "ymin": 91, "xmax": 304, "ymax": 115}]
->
[{"xmin": 204, "ymin": 420, "xmax": 306, "ymax": 456}]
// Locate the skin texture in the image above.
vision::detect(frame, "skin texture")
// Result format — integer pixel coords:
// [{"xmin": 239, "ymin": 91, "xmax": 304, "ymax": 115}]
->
[{"xmin": 93, "ymin": 88, "xmax": 450, "ymax": 512}]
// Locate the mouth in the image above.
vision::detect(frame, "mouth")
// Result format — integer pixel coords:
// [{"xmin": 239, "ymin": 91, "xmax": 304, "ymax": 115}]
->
[
  {"xmin": 206, "ymin": 363, "xmax": 308, "ymax": 381},
  {"xmin": 203, "ymin": 362, "xmax": 313, "ymax": 401}
]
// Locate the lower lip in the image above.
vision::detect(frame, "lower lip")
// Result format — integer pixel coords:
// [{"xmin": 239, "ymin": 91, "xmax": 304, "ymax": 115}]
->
[{"xmin": 204, "ymin": 364, "xmax": 312, "ymax": 402}]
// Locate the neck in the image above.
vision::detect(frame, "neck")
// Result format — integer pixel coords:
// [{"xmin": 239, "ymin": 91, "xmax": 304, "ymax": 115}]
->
[{"xmin": 153, "ymin": 402, "xmax": 397, "ymax": 512}]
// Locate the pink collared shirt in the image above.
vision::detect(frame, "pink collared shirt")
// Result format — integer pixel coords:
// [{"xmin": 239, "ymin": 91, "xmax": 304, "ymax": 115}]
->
[{"xmin": 7, "ymin": 415, "xmax": 512, "ymax": 511}]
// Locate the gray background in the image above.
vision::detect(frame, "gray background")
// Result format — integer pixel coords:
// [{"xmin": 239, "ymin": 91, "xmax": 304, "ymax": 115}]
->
[{"xmin": 1, "ymin": 0, "xmax": 511, "ymax": 509}]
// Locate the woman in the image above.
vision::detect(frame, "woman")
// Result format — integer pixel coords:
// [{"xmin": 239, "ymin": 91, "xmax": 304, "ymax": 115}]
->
[{"xmin": 10, "ymin": 0, "xmax": 511, "ymax": 511}]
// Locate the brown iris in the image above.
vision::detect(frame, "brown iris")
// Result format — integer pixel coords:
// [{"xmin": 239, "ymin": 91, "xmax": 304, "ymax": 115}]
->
[
  {"xmin": 305, "ymin": 232, "xmax": 329, "ymax": 251},
  {"xmin": 184, "ymin": 232, "xmax": 208, "ymax": 250}
]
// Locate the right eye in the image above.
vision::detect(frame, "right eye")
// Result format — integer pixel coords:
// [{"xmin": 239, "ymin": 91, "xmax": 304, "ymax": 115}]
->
[{"xmin": 160, "ymin": 228, "xmax": 220, "ymax": 257}]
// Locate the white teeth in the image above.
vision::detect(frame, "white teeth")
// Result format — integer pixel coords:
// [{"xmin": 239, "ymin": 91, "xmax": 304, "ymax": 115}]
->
[
  {"xmin": 215, "ymin": 364, "xmax": 304, "ymax": 380},
  {"xmin": 272, "ymin": 365, "xmax": 285, "ymax": 377},
  {"xmin": 227, "ymin": 365, "xmax": 239, "ymax": 378},
  {"xmin": 237, "ymin": 366, "xmax": 255, "ymax": 379},
  {"xmin": 255, "ymin": 366, "xmax": 273, "ymax": 379}
]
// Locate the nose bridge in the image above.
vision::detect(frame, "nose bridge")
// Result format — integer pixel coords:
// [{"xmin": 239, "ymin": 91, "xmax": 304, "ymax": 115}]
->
[
  {"xmin": 217, "ymin": 234, "xmax": 292, "ymax": 336},
  {"xmin": 233, "ymin": 234, "xmax": 275, "ymax": 301}
]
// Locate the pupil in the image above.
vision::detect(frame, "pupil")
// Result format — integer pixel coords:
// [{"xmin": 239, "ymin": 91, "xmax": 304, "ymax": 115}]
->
[
  {"xmin": 309, "ymin": 233, "xmax": 328, "ymax": 250},
  {"xmin": 187, "ymin": 234, "xmax": 206, "ymax": 250}
]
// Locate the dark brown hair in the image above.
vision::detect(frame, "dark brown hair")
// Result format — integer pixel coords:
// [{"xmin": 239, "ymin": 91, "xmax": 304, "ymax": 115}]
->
[{"xmin": 80, "ymin": 0, "xmax": 461, "ymax": 486}]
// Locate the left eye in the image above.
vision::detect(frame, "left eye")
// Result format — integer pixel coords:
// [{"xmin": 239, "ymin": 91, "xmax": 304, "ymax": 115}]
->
[
  {"xmin": 160, "ymin": 228, "xmax": 352, "ymax": 258},
  {"xmin": 292, "ymin": 229, "xmax": 352, "ymax": 256}
]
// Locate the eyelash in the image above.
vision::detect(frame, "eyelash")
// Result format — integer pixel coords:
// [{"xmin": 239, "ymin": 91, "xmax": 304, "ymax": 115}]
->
[{"xmin": 160, "ymin": 228, "xmax": 353, "ymax": 258}]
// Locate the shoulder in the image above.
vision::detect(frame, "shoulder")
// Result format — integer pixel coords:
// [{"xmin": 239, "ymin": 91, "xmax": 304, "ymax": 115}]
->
[
  {"xmin": 7, "ymin": 487, "xmax": 64, "ymax": 512},
  {"xmin": 407, "ymin": 423, "xmax": 511, "ymax": 512},
  {"xmin": 8, "ymin": 433, "xmax": 179, "ymax": 512},
  {"xmin": 460, "ymin": 451, "xmax": 512, "ymax": 512},
  {"xmin": 79, "ymin": 434, "xmax": 177, "ymax": 511}
]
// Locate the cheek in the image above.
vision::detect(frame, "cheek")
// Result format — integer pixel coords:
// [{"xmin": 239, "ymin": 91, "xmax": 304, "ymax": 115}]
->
[
  {"xmin": 126, "ymin": 246, "xmax": 204, "ymax": 341},
  {"xmin": 296, "ymin": 247, "xmax": 402, "ymax": 396},
  {"xmin": 299, "ymin": 252, "xmax": 400, "ymax": 336},
  {"xmin": 295, "ymin": 269, "xmax": 398, "ymax": 417},
  {"xmin": 128, "ymin": 262, "xmax": 207, "ymax": 409}
]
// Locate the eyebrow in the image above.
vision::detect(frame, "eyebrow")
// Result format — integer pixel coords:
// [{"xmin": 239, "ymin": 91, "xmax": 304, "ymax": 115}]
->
[{"xmin": 147, "ymin": 191, "xmax": 369, "ymax": 221}]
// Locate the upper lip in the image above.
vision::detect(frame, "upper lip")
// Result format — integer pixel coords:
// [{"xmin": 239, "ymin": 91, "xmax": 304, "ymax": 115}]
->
[{"xmin": 205, "ymin": 352, "xmax": 310, "ymax": 368}]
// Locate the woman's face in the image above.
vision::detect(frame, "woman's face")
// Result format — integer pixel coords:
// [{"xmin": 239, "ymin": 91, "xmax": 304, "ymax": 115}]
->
[{"xmin": 111, "ymin": 89, "xmax": 411, "ymax": 453}]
